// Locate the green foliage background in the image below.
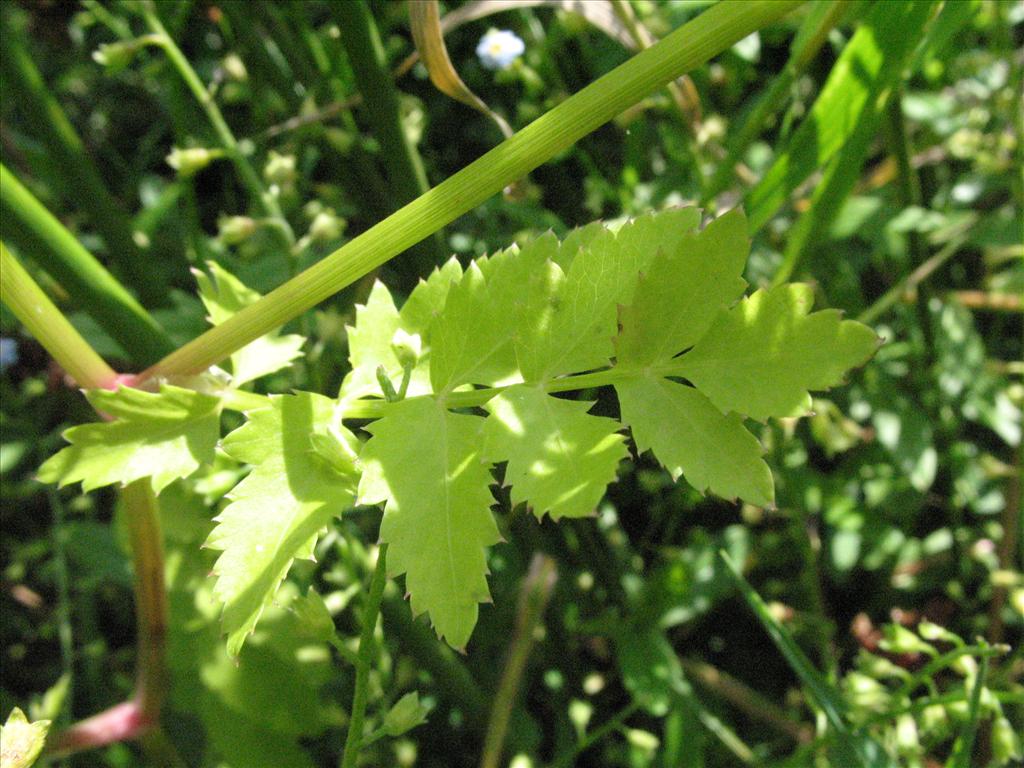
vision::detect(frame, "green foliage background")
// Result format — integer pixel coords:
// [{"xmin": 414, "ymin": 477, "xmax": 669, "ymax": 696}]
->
[{"xmin": 0, "ymin": 1, "xmax": 1021, "ymax": 767}]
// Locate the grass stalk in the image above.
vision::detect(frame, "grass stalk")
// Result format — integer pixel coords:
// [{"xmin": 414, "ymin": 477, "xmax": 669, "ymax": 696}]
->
[
  {"xmin": 703, "ymin": 0, "xmax": 848, "ymax": 203},
  {"xmin": 340, "ymin": 544, "xmax": 390, "ymax": 768},
  {"xmin": 0, "ymin": 242, "xmax": 118, "ymax": 389},
  {"xmin": 0, "ymin": 163, "xmax": 174, "ymax": 365},
  {"xmin": 0, "ymin": 15, "xmax": 156, "ymax": 303},
  {"xmin": 142, "ymin": 0, "xmax": 805, "ymax": 381},
  {"xmin": 141, "ymin": 5, "xmax": 293, "ymax": 244},
  {"xmin": 480, "ymin": 555, "xmax": 557, "ymax": 768},
  {"xmin": 336, "ymin": 0, "xmax": 443, "ymax": 272}
]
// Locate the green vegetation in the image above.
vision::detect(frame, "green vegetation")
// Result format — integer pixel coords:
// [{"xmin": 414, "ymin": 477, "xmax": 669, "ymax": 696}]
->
[{"xmin": 1, "ymin": 2, "xmax": 1020, "ymax": 767}]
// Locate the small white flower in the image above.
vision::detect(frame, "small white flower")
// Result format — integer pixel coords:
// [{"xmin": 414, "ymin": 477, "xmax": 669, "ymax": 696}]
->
[{"xmin": 476, "ymin": 29, "xmax": 525, "ymax": 71}]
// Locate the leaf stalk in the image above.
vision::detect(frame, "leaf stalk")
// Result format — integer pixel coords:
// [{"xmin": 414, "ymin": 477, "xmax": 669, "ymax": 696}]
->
[{"xmin": 140, "ymin": 0, "xmax": 806, "ymax": 382}]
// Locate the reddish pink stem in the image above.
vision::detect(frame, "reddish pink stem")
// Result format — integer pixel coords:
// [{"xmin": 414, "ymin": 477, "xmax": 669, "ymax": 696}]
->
[{"xmin": 49, "ymin": 700, "xmax": 154, "ymax": 755}]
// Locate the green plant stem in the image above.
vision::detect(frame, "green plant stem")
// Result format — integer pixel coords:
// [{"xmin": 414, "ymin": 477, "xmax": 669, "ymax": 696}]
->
[
  {"xmin": 218, "ymin": 3, "xmax": 303, "ymax": 111},
  {"xmin": 948, "ymin": 650, "xmax": 989, "ymax": 768},
  {"xmin": 0, "ymin": 15, "xmax": 156, "ymax": 303},
  {"xmin": 610, "ymin": 0, "xmax": 700, "ymax": 130},
  {"xmin": 336, "ymin": 0, "xmax": 443, "ymax": 273},
  {"xmin": 340, "ymin": 544, "xmax": 390, "ymax": 768},
  {"xmin": 5, "ymin": 253, "xmax": 176, "ymax": 760},
  {"xmin": 679, "ymin": 657, "xmax": 811, "ymax": 743},
  {"xmin": 49, "ymin": 481, "xmax": 175, "ymax": 758},
  {"xmin": 892, "ymin": 643, "xmax": 1007, "ymax": 702},
  {"xmin": 480, "ymin": 555, "xmax": 557, "ymax": 768},
  {"xmin": 553, "ymin": 701, "xmax": 641, "ymax": 768},
  {"xmin": 0, "ymin": 163, "xmax": 174, "ymax": 365},
  {"xmin": 141, "ymin": 6, "xmax": 293, "ymax": 242},
  {"xmin": 379, "ymin": 596, "xmax": 489, "ymax": 734},
  {"xmin": 47, "ymin": 490, "xmax": 75, "ymax": 729},
  {"xmin": 703, "ymin": 0, "xmax": 847, "ymax": 203},
  {"xmin": 856, "ymin": 227, "xmax": 972, "ymax": 325},
  {"xmin": 141, "ymin": 0, "xmax": 805, "ymax": 381},
  {"xmin": 121, "ymin": 481, "xmax": 170, "ymax": 723},
  {"xmin": 0, "ymin": 242, "xmax": 118, "ymax": 388}
]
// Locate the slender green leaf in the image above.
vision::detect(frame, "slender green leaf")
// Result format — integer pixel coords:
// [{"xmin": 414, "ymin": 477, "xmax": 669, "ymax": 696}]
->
[
  {"xmin": 745, "ymin": 1, "xmax": 940, "ymax": 233},
  {"xmin": 722, "ymin": 553, "xmax": 894, "ymax": 768}
]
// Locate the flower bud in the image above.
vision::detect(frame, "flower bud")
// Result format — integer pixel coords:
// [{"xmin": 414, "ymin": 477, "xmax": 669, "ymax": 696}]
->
[
  {"xmin": 917, "ymin": 620, "xmax": 961, "ymax": 645},
  {"xmin": 992, "ymin": 715, "xmax": 1023, "ymax": 764},
  {"xmin": 264, "ymin": 151, "xmax": 297, "ymax": 187},
  {"xmin": 167, "ymin": 147, "xmax": 219, "ymax": 178},
  {"xmin": 222, "ymin": 53, "xmax": 248, "ymax": 82},
  {"xmin": 391, "ymin": 329, "xmax": 422, "ymax": 369},
  {"xmin": 92, "ymin": 40, "xmax": 143, "ymax": 74},
  {"xmin": 919, "ymin": 704, "xmax": 948, "ymax": 737},
  {"xmin": 382, "ymin": 692, "xmax": 429, "ymax": 737},
  {"xmin": 878, "ymin": 624, "xmax": 935, "ymax": 657},
  {"xmin": 625, "ymin": 728, "xmax": 660, "ymax": 755},
  {"xmin": 308, "ymin": 209, "xmax": 346, "ymax": 244},
  {"xmin": 217, "ymin": 215, "xmax": 258, "ymax": 245}
]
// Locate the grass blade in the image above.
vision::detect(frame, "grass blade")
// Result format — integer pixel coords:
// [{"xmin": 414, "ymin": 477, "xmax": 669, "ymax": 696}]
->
[
  {"xmin": 745, "ymin": 1, "xmax": 940, "ymax": 236},
  {"xmin": 945, "ymin": 650, "xmax": 989, "ymax": 768},
  {"xmin": 721, "ymin": 552, "xmax": 894, "ymax": 768}
]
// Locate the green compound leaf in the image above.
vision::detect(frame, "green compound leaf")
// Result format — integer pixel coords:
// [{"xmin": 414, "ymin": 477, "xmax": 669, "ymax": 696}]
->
[
  {"xmin": 483, "ymin": 385, "xmax": 628, "ymax": 520},
  {"xmin": 341, "ymin": 280, "xmax": 410, "ymax": 400},
  {"xmin": 37, "ymin": 384, "xmax": 220, "ymax": 494},
  {"xmin": 676, "ymin": 284, "xmax": 880, "ymax": 421},
  {"xmin": 516, "ymin": 208, "xmax": 702, "ymax": 382},
  {"xmin": 358, "ymin": 397, "xmax": 500, "ymax": 650},
  {"xmin": 341, "ymin": 259, "xmax": 462, "ymax": 401},
  {"xmin": 1, "ymin": 707, "xmax": 50, "ymax": 768},
  {"xmin": 399, "ymin": 256, "xmax": 464, "ymax": 334},
  {"xmin": 616, "ymin": 376, "xmax": 773, "ymax": 507},
  {"xmin": 428, "ymin": 245, "xmax": 543, "ymax": 393},
  {"xmin": 209, "ymin": 392, "xmax": 358, "ymax": 657},
  {"xmin": 615, "ymin": 209, "xmax": 748, "ymax": 368},
  {"xmin": 195, "ymin": 262, "xmax": 304, "ymax": 386}
]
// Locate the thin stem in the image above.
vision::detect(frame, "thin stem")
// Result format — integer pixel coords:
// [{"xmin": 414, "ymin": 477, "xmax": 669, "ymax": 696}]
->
[
  {"xmin": 892, "ymin": 643, "xmax": 1007, "ymax": 702},
  {"xmin": 480, "ymin": 555, "xmax": 557, "ymax": 768},
  {"xmin": 141, "ymin": 6, "xmax": 292, "ymax": 242},
  {"xmin": 857, "ymin": 226, "xmax": 973, "ymax": 325},
  {"xmin": 340, "ymin": 544, "xmax": 390, "ymax": 768},
  {"xmin": 0, "ymin": 163, "xmax": 174, "ymax": 365},
  {"xmin": 379, "ymin": 596, "xmax": 490, "ymax": 734},
  {"xmin": 0, "ymin": 241, "xmax": 118, "ymax": 388},
  {"xmin": 553, "ymin": 701, "xmax": 641, "ymax": 768},
  {"xmin": 47, "ymin": 490, "xmax": 75, "ymax": 729},
  {"xmin": 141, "ymin": 0, "xmax": 805, "ymax": 381},
  {"xmin": 47, "ymin": 481, "xmax": 175, "ymax": 759},
  {"xmin": 337, "ymin": 0, "xmax": 443, "ymax": 272},
  {"xmin": 948, "ymin": 650, "xmax": 990, "ymax": 768},
  {"xmin": 121, "ymin": 481, "xmax": 169, "ymax": 723},
  {"xmin": 0, "ymin": 13, "xmax": 155, "ymax": 302},
  {"xmin": 703, "ymin": 0, "xmax": 847, "ymax": 202},
  {"xmin": 679, "ymin": 657, "xmax": 811, "ymax": 743}
]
